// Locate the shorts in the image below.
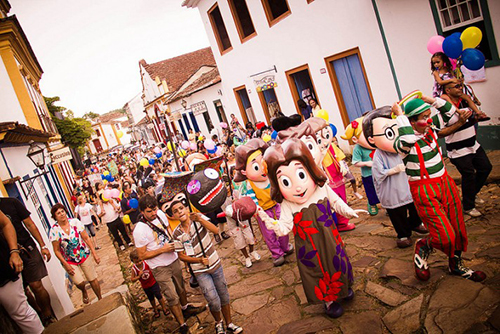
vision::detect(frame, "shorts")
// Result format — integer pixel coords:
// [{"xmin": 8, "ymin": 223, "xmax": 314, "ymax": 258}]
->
[
  {"xmin": 229, "ymin": 222, "xmax": 255, "ymax": 250},
  {"xmin": 151, "ymin": 259, "xmax": 185, "ymax": 307},
  {"xmin": 144, "ymin": 282, "xmax": 163, "ymax": 302},
  {"xmin": 68, "ymin": 255, "xmax": 97, "ymax": 285},
  {"xmin": 85, "ymin": 223, "xmax": 96, "ymax": 237},
  {"xmin": 20, "ymin": 246, "xmax": 48, "ymax": 285}
]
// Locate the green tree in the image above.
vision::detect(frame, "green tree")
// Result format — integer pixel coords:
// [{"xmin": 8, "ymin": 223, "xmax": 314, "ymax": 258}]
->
[
  {"xmin": 83, "ymin": 111, "xmax": 100, "ymax": 120},
  {"xmin": 44, "ymin": 96, "xmax": 94, "ymax": 151}
]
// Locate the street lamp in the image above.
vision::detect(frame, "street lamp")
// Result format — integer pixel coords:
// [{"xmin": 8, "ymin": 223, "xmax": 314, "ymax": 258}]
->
[
  {"xmin": 181, "ymin": 99, "xmax": 187, "ymax": 109},
  {"xmin": 27, "ymin": 140, "xmax": 46, "ymax": 170}
]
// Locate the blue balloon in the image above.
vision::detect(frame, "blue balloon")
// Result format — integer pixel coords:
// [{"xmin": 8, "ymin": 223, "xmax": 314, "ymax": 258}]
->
[
  {"xmin": 129, "ymin": 198, "xmax": 139, "ymax": 209},
  {"xmin": 442, "ymin": 35, "xmax": 463, "ymax": 59},
  {"xmin": 105, "ymin": 174, "xmax": 111, "ymax": 181},
  {"xmin": 155, "ymin": 152, "xmax": 162, "ymax": 158},
  {"xmin": 462, "ymin": 48, "xmax": 485, "ymax": 71},
  {"xmin": 149, "ymin": 158, "xmax": 156, "ymax": 165},
  {"xmin": 271, "ymin": 130, "xmax": 278, "ymax": 140},
  {"xmin": 451, "ymin": 32, "xmax": 461, "ymax": 39},
  {"xmin": 101, "ymin": 174, "xmax": 105, "ymax": 180},
  {"xmin": 329, "ymin": 124, "xmax": 337, "ymax": 137},
  {"xmin": 207, "ymin": 147, "xmax": 217, "ymax": 154}
]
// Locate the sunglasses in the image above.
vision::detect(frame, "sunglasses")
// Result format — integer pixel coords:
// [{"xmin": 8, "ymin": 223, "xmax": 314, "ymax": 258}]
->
[{"xmin": 448, "ymin": 84, "xmax": 463, "ymax": 89}]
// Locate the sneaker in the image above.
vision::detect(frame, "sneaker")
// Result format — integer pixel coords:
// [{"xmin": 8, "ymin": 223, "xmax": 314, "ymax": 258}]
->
[
  {"xmin": 214, "ymin": 234, "xmax": 222, "ymax": 244},
  {"xmin": 396, "ymin": 237, "xmax": 413, "ymax": 249},
  {"xmin": 475, "ymin": 197, "xmax": 485, "ymax": 205},
  {"xmin": 338, "ymin": 222, "xmax": 356, "ymax": 232},
  {"xmin": 250, "ymin": 251, "xmax": 261, "ymax": 261},
  {"xmin": 354, "ymin": 192, "xmax": 363, "ymax": 200},
  {"xmin": 227, "ymin": 323, "xmax": 243, "ymax": 334},
  {"xmin": 412, "ymin": 224, "xmax": 429, "ymax": 235},
  {"xmin": 367, "ymin": 204, "xmax": 379, "ymax": 216},
  {"xmin": 324, "ymin": 302, "xmax": 344, "ymax": 318},
  {"xmin": 465, "ymin": 208, "xmax": 482, "ymax": 217},
  {"xmin": 128, "ymin": 242, "xmax": 134, "ymax": 247},
  {"xmin": 119, "ymin": 245, "xmax": 126, "ymax": 251},
  {"xmin": 179, "ymin": 324, "xmax": 189, "ymax": 334},
  {"xmin": 414, "ymin": 239, "xmax": 431, "ymax": 281},
  {"xmin": 449, "ymin": 255, "xmax": 486, "ymax": 282},
  {"xmin": 285, "ymin": 243, "xmax": 294, "ymax": 255},
  {"xmin": 273, "ymin": 256, "xmax": 285, "ymax": 267},
  {"xmin": 42, "ymin": 316, "xmax": 57, "ymax": 327},
  {"xmin": 215, "ymin": 321, "xmax": 226, "ymax": 334},
  {"xmin": 245, "ymin": 257, "xmax": 252, "ymax": 268},
  {"xmin": 95, "ymin": 246, "xmax": 101, "ymax": 250},
  {"xmin": 182, "ymin": 304, "xmax": 205, "ymax": 319},
  {"xmin": 221, "ymin": 231, "xmax": 230, "ymax": 240}
]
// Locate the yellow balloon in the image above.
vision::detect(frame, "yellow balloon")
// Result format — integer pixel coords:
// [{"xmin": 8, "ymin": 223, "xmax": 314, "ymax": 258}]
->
[
  {"xmin": 103, "ymin": 171, "xmax": 109, "ymax": 176},
  {"xmin": 123, "ymin": 214, "xmax": 131, "ymax": 224},
  {"xmin": 103, "ymin": 180, "xmax": 108, "ymax": 185},
  {"xmin": 316, "ymin": 109, "xmax": 329, "ymax": 122},
  {"xmin": 262, "ymin": 134, "xmax": 272, "ymax": 142},
  {"xmin": 198, "ymin": 136, "xmax": 204, "ymax": 141},
  {"xmin": 117, "ymin": 130, "xmax": 124, "ymax": 138},
  {"xmin": 119, "ymin": 191, "xmax": 123, "ymax": 200},
  {"xmin": 178, "ymin": 148, "xmax": 187, "ymax": 157},
  {"xmin": 167, "ymin": 141, "xmax": 174, "ymax": 151},
  {"xmin": 140, "ymin": 158, "xmax": 149, "ymax": 167},
  {"xmin": 461, "ymin": 26, "xmax": 482, "ymax": 49}
]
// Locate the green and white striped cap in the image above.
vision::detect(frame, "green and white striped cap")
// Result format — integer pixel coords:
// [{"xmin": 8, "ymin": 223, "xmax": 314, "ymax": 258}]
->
[{"xmin": 403, "ymin": 98, "xmax": 431, "ymax": 118}]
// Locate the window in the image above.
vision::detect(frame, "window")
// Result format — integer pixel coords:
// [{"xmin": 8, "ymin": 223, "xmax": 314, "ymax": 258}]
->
[
  {"xmin": 258, "ymin": 88, "xmax": 282, "ymax": 124},
  {"xmin": 261, "ymin": 0, "xmax": 291, "ymax": 27},
  {"xmin": 208, "ymin": 3, "xmax": 233, "ymax": 54},
  {"xmin": 285, "ymin": 65, "xmax": 319, "ymax": 116},
  {"xmin": 228, "ymin": 0, "xmax": 257, "ymax": 42},
  {"xmin": 233, "ymin": 85, "xmax": 257, "ymax": 125},
  {"xmin": 430, "ymin": 0, "xmax": 499, "ymax": 66},
  {"xmin": 96, "ymin": 129, "xmax": 101, "ymax": 137}
]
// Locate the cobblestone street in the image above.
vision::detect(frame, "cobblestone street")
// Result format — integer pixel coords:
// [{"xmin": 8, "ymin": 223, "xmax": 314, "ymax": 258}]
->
[{"xmin": 102, "ymin": 179, "xmax": 500, "ymax": 334}]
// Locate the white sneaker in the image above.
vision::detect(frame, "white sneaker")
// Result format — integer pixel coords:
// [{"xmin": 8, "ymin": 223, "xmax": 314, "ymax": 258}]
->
[
  {"xmin": 475, "ymin": 197, "xmax": 485, "ymax": 205},
  {"xmin": 120, "ymin": 245, "xmax": 126, "ymax": 251},
  {"xmin": 354, "ymin": 192, "xmax": 363, "ymax": 200},
  {"xmin": 245, "ymin": 257, "xmax": 252, "ymax": 268},
  {"xmin": 465, "ymin": 208, "xmax": 482, "ymax": 217},
  {"xmin": 250, "ymin": 251, "xmax": 261, "ymax": 261}
]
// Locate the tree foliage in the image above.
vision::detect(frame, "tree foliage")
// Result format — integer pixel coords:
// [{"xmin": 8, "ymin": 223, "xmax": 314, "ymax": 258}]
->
[
  {"xmin": 83, "ymin": 111, "xmax": 100, "ymax": 120},
  {"xmin": 44, "ymin": 96, "xmax": 94, "ymax": 149}
]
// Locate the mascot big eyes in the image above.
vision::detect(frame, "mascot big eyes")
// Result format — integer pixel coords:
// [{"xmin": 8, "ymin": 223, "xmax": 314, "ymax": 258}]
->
[{"xmin": 187, "ymin": 168, "xmax": 227, "ymax": 213}]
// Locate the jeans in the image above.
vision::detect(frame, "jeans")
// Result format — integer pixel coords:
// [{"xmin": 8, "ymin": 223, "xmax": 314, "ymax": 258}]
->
[
  {"xmin": 196, "ymin": 266, "xmax": 230, "ymax": 312},
  {"xmin": 450, "ymin": 147, "xmax": 492, "ymax": 211},
  {"xmin": 106, "ymin": 217, "xmax": 131, "ymax": 246}
]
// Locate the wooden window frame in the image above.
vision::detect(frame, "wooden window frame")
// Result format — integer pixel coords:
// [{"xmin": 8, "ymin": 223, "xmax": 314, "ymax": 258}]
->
[
  {"xmin": 208, "ymin": 2, "xmax": 233, "ymax": 55},
  {"xmin": 257, "ymin": 88, "xmax": 281, "ymax": 125},
  {"xmin": 285, "ymin": 64, "xmax": 320, "ymax": 116},
  {"xmin": 228, "ymin": 0, "xmax": 257, "ymax": 43},
  {"xmin": 233, "ymin": 85, "xmax": 249, "ymax": 124},
  {"xmin": 324, "ymin": 47, "xmax": 375, "ymax": 128},
  {"xmin": 261, "ymin": 0, "xmax": 292, "ymax": 28}
]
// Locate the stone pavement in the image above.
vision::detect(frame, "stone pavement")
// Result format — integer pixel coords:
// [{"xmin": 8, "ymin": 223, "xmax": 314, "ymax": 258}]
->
[{"xmin": 111, "ymin": 183, "xmax": 499, "ymax": 334}]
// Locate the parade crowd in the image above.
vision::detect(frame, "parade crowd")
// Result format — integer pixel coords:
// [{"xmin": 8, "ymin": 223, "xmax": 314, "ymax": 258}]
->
[{"xmin": 0, "ymin": 53, "xmax": 493, "ymax": 334}]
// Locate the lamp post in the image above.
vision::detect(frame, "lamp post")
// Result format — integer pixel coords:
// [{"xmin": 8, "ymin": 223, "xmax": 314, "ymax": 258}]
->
[{"xmin": 27, "ymin": 140, "xmax": 46, "ymax": 170}]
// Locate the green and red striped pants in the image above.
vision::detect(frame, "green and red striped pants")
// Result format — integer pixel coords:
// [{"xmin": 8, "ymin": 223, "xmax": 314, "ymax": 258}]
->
[{"xmin": 409, "ymin": 172, "xmax": 468, "ymax": 257}]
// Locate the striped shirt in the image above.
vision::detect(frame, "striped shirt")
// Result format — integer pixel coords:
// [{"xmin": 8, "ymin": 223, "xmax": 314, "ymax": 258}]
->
[
  {"xmin": 172, "ymin": 220, "xmax": 220, "ymax": 274},
  {"xmin": 435, "ymin": 98, "xmax": 479, "ymax": 159},
  {"xmin": 394, "ymin": 98, "xmax": 456, "ymax": 181}
]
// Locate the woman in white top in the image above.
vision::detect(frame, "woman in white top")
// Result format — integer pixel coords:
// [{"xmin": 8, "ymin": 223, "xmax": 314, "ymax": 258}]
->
[
  {"xmin": 309, "ymin": 98, "xmax": 321, "ymax": 117},
  {"xmin": 99, "ymin": 194, "xmax": 132, "ymax": 251}
]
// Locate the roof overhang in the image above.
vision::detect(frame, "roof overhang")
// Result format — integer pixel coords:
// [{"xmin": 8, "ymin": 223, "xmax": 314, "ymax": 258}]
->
[
  {"xmin": 0, "ymin": 122, "xmax": 53, "ymax": 144},
  {"xmin": 181, "ymin": 0, "xmax": 200, "ymax": 8}
]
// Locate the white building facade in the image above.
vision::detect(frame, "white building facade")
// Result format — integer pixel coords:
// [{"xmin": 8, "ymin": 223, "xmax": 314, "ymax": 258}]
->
[{"xmin": 183, "ymin": 0, "xmax": 500, "ymax": 151}]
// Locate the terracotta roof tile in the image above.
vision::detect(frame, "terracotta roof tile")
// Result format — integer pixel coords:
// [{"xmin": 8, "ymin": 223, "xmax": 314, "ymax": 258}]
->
[
  {"xmin": 140, "ymin": 47, "xmax": 216, "ymax": 93},
  {"xmin": 171, "ymin": 67, "xmax": 221, "ymax": 102},
  {"xmin": 96, "ymin": 111, "xmax": 126, "ymax": 123}
]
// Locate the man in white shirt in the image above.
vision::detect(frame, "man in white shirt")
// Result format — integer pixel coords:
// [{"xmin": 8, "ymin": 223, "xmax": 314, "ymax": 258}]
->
[{"xmin": 133, "ymin": 195, "xmax": 204, "ymax": 334}]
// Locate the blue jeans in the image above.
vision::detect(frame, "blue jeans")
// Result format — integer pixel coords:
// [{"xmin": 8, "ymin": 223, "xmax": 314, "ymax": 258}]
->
[{"xmin": 196, "ymin": 266, "xmax": 230, "ymax": 312}]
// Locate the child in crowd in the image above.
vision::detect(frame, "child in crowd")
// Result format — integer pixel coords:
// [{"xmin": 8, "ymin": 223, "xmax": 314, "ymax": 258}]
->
[
  {"xmin": 75, "ymin": 193, "xmax": 100, "ymax": 249},
  {"xmin": 332, "ymin": 136, "xmax": 363, "ymax": 200},
  {"xmin": 130, "ymin": 249, "xmax": 169, "ymax": 318},
  {"xmin": 224, "ymin": 197, "xmax": 261, "ymax": 268}
]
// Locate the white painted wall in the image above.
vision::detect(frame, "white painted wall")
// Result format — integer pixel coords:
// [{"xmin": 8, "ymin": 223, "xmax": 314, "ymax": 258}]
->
[
  {"xmin": 141, "ymin": 65, "xmax": 162, "ymax": 104},
  {"xmin": 377, "ymin": 0, "xmax": 500, "ymax": 125},
  {"xmin": 1, "ymin": 145, "xmax": 74, "ymax": 318},
  {"xmin": 125, "ymin": 93, "xmax": 145, "ymax": 124},
  {"xmin": 169, "ymin": 82, "xmax": 226, "ymax": 140},
  {"xmin": 0, "ymin": 59, "xmax": 28, "ymax": 124},
  {"xmin": 193, "ymin": 0, "xmax": 399, "ymax": 151}
]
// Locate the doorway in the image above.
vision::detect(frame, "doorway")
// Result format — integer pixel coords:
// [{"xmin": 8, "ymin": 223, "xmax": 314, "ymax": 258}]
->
[
  {"xmin": 286, "ymin": 64, "xmax": 319, "ymax": 116},
  {"xmin": 233, "ymin": 85, "xmax": 257, "ymax": 125},
  {"xmin": 325, "ymin": 48, "xmax": 375, "ymax": 126},
  {"xmin": 213, "ymin": 100, "xmax": 228, "ymax": 124},
  {"xmin": 258, "ymin": 88, "xmax": 282, "ymax": 124},
  {"xmin": 92, "ymin": 139, "xmax": 103, "ymax": 153}
]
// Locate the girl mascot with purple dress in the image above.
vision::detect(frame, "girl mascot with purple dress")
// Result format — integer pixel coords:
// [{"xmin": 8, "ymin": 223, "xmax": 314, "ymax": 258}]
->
[{"xmin": 257, "ymin": 137, "xmax": 366, "ymax": 318}]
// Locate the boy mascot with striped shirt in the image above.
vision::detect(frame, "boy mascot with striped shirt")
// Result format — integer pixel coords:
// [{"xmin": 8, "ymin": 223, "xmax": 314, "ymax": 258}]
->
[{"xmin": 393, "ymin": 95, "xmax": 485, "ymax": 282}]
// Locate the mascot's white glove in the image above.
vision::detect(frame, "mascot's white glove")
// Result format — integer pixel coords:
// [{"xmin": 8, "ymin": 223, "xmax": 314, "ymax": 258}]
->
[
  {"xmin": 345, "ymin": 209, "xmax": 369, "ymax": 219},
  {"xmin": 257, "ymin": 207, "xmax": 279, "ymax": 231},
  {"xmin": 387, "ymin": 163, "xmax": 406, "ymax": 176}
]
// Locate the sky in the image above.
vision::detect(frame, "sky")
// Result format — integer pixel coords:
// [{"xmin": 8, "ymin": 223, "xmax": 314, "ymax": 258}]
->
[{"xmin": 10, "ymin": 0, "xmax": 210, "ymax": 116}]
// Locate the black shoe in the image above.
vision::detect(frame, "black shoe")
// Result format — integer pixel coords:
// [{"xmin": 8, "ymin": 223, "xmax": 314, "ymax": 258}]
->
[
  {"xmin": 42, "ymin": 316, "xmax": 57, "ymax": 327},
  {"xmin": 182, "ymin": 304, "xmax": 206, "ymax": 319},
  {"xmin": 221, "ymin": 231, "xmax": 230, "ymax": 240},
  {"xmin": 214, "ymin": 234, "xmax": 222, "ymax": 244},
  {"xmin": 179, "ymin": 324, "xmax": 189, "ymax": 334}
]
